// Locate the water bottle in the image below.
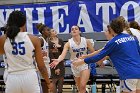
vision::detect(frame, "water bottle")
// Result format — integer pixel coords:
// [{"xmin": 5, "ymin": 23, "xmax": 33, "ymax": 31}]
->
[
  {"xmin": 65, "ymin": 60, "xmax": 72, "ymax": 66},
  {"xmin": 0, "ymin": 62, "xmax": 5, "ymax": 67},
  {"xmin": 92, "ymin": 82, "xmax": 96, "ymax": 93}
]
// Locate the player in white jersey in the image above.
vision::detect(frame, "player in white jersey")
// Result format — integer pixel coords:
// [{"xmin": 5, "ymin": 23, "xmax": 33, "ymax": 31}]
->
[
  {"xmin": 50, "ymin": 25, "xmax": 95, "ymax": 93},
  {"xmin": 0, "ymin": 11, "xmax": 52, "ymax": 93},
  {"xmin": 129, "ymin": 21, "xmax": 140, "ymax": 45},
  {"xmin": 40, "ymin": 37, "xmax": 51, "ymax": 77},
  {"xmin": 0, "ymin": 26, "xmax": 8, "ymax": 84},
  {"xmin": 36, "ymin": 23, "xmax": 52, "ymax": 93},
  {"xmin": 36, "ymin": 23, "xmax": 51, "ymax": 78},
  {"xmin": 3, "ymin": 55, "xmax": 8, "ymax": 83},
  {"xmin": 69, "ymin": 37, "xmax": 89, "ymax": 76}
]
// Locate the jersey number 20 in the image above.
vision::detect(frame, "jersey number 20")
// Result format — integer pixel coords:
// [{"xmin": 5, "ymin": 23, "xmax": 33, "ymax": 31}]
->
[{"xmin": 11, "ymin": 42, "xmax": 25, "ymax": 55}]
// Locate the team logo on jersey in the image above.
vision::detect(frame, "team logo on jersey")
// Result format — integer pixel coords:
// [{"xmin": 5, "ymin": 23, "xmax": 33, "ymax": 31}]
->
[{"xmin": 72, "ymin": 47, "xmax": 86, "ymax": 52}]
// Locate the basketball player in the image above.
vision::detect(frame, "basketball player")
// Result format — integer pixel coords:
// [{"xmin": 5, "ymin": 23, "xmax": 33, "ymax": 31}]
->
[
  {"xmin": 0, "ymin": 26, "xmax": 8, "ymax": 84},
  {"xmin": 73, "ymin": 18, "xmax": 140, "ymax": 93},
  {"xmin": 129, "ymin": 21, "xmax": 140, "ymax": 45},
  {"xmin": 0, "ymin": 10, "xmax": 52, "ymax": 93},
  {"xmin": 36, "ymin": 23, "xmax": 51, "ymax": 78},
  {"xmin": 50, "ymin": 25, "xmax": 95, "ymax": 93},
  {"xmin": 36, "ymin": 23, "xmax": 52, "ymax": 93}
]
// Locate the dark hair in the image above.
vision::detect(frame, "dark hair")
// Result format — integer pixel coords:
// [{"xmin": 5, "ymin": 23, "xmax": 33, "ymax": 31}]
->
[
  {"xmin": 6, "ymin": 10, "xmax": 26, "ymax": 41},
  {"xmin": 71, "ymin": 25, "xmax": 82, "ymax": 36},
  {"xmin": 76, "ymin": 25, "xmax": 80, "ymax": 31},
  {"xmin": 0, "ymin": 27, "xmax": 6, "ymax": 32},
  {"xmin": 72, "ymin": 25, "xmax": 80, "ymax": 31},
  {"xmin": 0, "ymin": 25, "xmax": 7, "ymax": 34},
  {"xmin": 109, "ymin": 18, "xmax": 123, "ymax": 34},
  {"xmin": 36, "ymin": 23, "xmax": 50, "ymax": 34},
  {"xmin": 129, "ymin": 21, "xmax": 140, "ymax": 31},
  {"xmin": 107, "ymin": 25, "xmax": 112, "ymax": 34}
]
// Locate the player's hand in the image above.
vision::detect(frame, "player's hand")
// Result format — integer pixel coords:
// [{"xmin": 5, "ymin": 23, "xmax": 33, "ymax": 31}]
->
[
  {"xmin": 49, "ymin": 59, "xmax": 59, "ymax": 69},
  {"xmin": 55, "ymin": 69, "xmax": 60, "ymax": 75},
  {"xmin": 42, "ymin": 50, "xmax": 47, "ymax": 57},
  {"xmin": 97, "ymin": 61, "xmax": 105, "ymax": 68},
  {"xmin": 72, "ymin": 58, "xmax": 85, "ymax": 67},
  {"xmin": 79, "ymin": 54, "xmax": 87, "ymax": 59},
  {"xmin": 96, "ymin": 57, "xmax": 106, "ymax": 68}
]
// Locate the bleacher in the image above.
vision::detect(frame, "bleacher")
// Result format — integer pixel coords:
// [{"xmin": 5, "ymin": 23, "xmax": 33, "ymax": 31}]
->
[{"xmin": 0, "ymin": 32, "xmax": 119, "ymax": 93}]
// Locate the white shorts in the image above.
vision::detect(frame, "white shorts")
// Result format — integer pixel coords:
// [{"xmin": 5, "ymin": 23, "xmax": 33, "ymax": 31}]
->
[
  {"xmin": 71, "ymin": 64, "xmax": 89, "ymax": 77},
  {"xmin": 35, "ymin": 61, "xmax": 51, "ymax": 79},
  {"xmin": 5, "ymin": 69, "xmax": 42, "ymax": 93},
  {"xmin": 120, "ymin": 79, "xmax": 140, "ymax": 92}
]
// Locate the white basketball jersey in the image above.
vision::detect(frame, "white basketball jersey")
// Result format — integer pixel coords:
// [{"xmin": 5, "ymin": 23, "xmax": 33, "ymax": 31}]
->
[
  {"xmin": 4, "ymin": 32, "xmax": 35, "ymax": 73},
  {"xmin": 39, "ymin": 36, "xmax": 50, "ymax": 64},
  {"xmin": 69, "ymin": 37, "xmax": 88, "ymax": 60},
  {"xmin": 39, "ymin": 36, "xmax": 51, "ymax": 77},
  {"xmin": 130, "ymin": 28, "xmax": 140, "ymax": 46}
]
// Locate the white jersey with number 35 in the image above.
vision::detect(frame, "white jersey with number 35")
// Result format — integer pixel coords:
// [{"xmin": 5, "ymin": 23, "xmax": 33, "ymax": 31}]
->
[{"xmin": 4, "ymin": 32, "xmax": 35, "ymax": 73}]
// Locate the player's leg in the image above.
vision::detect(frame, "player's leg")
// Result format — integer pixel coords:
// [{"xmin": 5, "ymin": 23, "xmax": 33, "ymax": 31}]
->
[
  {"xmin": 136, "ymin": 79, "xmax": 140, "ymax": 93},
  {"xmin": 74, "ymin": 76, "xmax": 80, "ymax": 92},
  {"xmin": 136, "ymin": 90, "xmax": 140, "ymax": 93},
  {"xmin": 120, "ymin": 79, "xmax": 137, "ymax": 93},
  {"xmin": 71, "ymin": 65, "xmax": 80, "ymax": 92},
  {"xmin": 79, "ymin": 69, "xmax": 90, "ymax": 93},
  {"xmin": 5, "ymin": 74, "xmax": 21, "ymax": 93},
  {"xmin": 52, "ymin": 78, "xmax": 58, "ymax": 93},
  {"xmin": 57, "ymin": 77, "xmax": 64, "ymax": 93},
  {"xmin": 22, "ymin": 70, "xmax": 41, "ymax": 93}
]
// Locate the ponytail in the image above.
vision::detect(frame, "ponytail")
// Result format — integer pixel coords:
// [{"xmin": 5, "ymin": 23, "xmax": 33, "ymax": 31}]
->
[
  {"xmin": 6, "ymin": 10, "xmax": 26, "ymax": 41},
  {"xmin": 6, "ymin": 25, "xmax": 20, "ymax": 40},
  {"xmin": 36, "ymin": 23, "xmax": 46, "ymax": 34}
]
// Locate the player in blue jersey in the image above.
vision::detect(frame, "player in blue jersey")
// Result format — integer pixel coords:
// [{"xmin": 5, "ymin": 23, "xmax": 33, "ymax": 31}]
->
[{"xmin": 73, "ymin": 18, "xmax": 140, "ymax": 93}]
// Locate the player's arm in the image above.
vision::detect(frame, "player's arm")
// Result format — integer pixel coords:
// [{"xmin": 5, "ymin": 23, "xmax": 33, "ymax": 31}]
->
[
  {"xmin": 87, "ymin": 49, "xmax": 102, "ymax": 58},
  {"xmin": 86, "ymin": 39, "xmax": 106, "ymax": 65},
  {"xmin": 86, "ymin": 39, "xmax": 95, "ymax": 53},
  {"xmin": 80, "ymin": 48, "xmax": 102, "ymax": 59},
  {"xmin": 49, "ymin": 42, "xmax": 69, "ymax": 68},
  {"xmin": 73, "ymin": 41, "xmax": 115, "ymax": 66},
  {"xmin": 79, "ymin": 39, "xmax": 102, "ymax": 59},
  {"xmin": 57, "ymin": 42, "xmax": 69, "ymax": 62},
  {"xmin": 29, "ymin": 35, "xmax": 51, "ymax": 85},
  {"xmin": 0, "ymin": 35, "xmax": 6, "ymax": 55},
  {"xmin": 38, "ymin": 37, "xmax": 44, "ymax": 47},
  {"xmin": 84, "ymin": 41, "xmax": 115, "ymax": 64}
]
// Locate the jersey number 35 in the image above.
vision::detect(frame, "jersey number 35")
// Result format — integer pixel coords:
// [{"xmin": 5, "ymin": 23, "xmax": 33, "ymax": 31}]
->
[{"xmin": 11, "ymin": 42, "xmax": 25, "ymax": 55}]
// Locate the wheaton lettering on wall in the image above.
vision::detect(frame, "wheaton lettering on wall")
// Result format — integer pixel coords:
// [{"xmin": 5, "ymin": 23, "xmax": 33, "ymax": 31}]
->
[{"xmin": 0, "ymin": 0, "xmax": 140, "ymax": 35}]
